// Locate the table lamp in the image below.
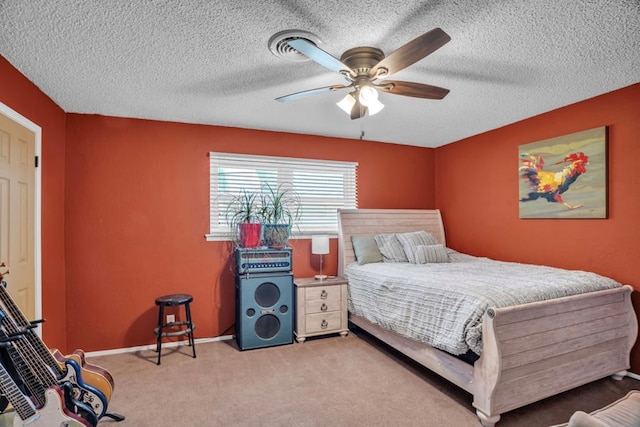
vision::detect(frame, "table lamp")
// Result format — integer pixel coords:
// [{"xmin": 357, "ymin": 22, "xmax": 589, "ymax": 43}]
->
[{"xmin": 311, "ymin": 235, "xmax": 330, "ymax": 280}]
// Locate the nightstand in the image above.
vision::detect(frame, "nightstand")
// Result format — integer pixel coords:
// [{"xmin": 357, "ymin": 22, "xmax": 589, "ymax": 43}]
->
[{"xmin": 294, "ymin": 276, "xmax": 349, "ymax": 343}]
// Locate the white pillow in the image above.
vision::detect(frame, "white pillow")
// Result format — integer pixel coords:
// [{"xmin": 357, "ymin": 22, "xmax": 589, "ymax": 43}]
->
[
  {"xmin": 414, "ymin": 244, "xmax": 449, "ymax": 264},
  {"xmin": 395, "ymin": 231, "xmax": 438, "ymax": 263},
  {"xmin": 373, "ymin": 233, "xmax": 408, "ymax": 263}
]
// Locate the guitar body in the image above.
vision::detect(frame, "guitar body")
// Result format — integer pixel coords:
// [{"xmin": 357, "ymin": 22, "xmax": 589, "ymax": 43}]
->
[
  {"xmin": 0, "ymin": 272, "xmax": 118, "ymax": 423},
  {"xmin": 62, "ymin": 358, "xmax": 108, "ymax": 419},
  {"xmin": 60, "ymin": 382, "xmax": 99, "ymax": 427},
  {"xmin": 70, "ymin": 349, "xmax": 115, "ymax": 389},
  {"xmin": 52, "ymin": 349, "xmax": 113, "ymax": 402},
  {"xmin": 13, "ymin": 385, "xmax": 91, "ymax": 427}
]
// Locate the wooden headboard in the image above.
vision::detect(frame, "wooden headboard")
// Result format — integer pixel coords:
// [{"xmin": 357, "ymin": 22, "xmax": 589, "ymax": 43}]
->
[{"xmin": 337, "ymin": 209, "xmax": 446, "ymax": 276}]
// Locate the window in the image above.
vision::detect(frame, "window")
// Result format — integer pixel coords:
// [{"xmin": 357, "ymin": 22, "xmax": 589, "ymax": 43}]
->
[{"xmin": 207, "ymin": 152, "xmax": 358, "ymax": 240}]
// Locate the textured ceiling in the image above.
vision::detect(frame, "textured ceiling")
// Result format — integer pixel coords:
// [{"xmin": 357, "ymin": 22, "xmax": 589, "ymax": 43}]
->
[{"xmin": 1, "ymin": 1, "xmax": 638, "ymax": 148}]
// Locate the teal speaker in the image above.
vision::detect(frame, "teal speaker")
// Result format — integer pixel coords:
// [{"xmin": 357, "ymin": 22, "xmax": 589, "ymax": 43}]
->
[{"xmin": 236, "ymin": 273, "xmax": 293, "ymax": 350}]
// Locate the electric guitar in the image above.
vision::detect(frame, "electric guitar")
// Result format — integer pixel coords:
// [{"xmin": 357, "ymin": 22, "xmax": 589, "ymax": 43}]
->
[
  {"xmin": 65, "ymin": 348, "xmax": 114, "ymax": 389},
  {"xmin": 0, "ymin": 332, "xmax": 48, "ymax": 408},
  {"xmin": 0, "ymin": 340, "xmax": 92, "ymax": 426},
  {"xmin": 0, "ymin": 275, "xmax": 114, "ymax": 404},
  {"xmin": 51, "ymin": 348, "xmax": 114, "ymax": 399},
  {"xmin": 0, "ymin": 308, "xmax": 108, "ymax": 421}
]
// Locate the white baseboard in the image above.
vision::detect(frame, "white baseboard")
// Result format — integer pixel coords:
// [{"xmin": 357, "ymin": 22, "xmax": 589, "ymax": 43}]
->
[
  {"xmin": 627, "ymin": 371, "xmax": 640, "ymax": 382},
  {"xmin": 84, "ymin": 335, "xmax": 234, "ymax": 358}
]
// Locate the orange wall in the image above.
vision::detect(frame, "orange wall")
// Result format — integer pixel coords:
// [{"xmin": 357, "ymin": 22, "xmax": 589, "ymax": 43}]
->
[
  {"xmin": 434, "ymin": 83, "xmax": 640, "ymax": 373},
  {"xmin": 63, "ymin": 115, "xmax": 436, "ymax": 351},
  {"xmin": 0, "ymin": 56, "xmax": 68, "ymax": 349}
]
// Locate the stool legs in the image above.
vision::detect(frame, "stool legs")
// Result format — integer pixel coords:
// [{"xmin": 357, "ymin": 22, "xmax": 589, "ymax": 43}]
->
[
  {"xmin": 185, "ymin": 302, "xmax": 196, "ymax": 359},
  {"xmin": 154, "ymin": 298, "xmax": 196, "ymax": 365},
  {"xmin": 156, "ymin": 304, "xmax": 165, "ymax": 365}
]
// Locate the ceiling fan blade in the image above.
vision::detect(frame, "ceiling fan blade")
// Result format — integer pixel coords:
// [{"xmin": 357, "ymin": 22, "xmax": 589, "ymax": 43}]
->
[
  {"xmin": 276, "ymin": 84, "xmax": 350, "ymax": 102},
  {"xmin": 287, "ymin": 39, "xmax": 354, "ymax": 77},
  {"xmin": 369, "ymin": 28, "xmax": 451, "ymax": 78},
  {"xmin": 376, "ymin": 81, "xmax": 449, "ymax": 99}
]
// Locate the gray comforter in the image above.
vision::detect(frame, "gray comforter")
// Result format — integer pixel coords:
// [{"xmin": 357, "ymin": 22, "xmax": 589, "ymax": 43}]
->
[{"xmin": 345, "ymin": 251, "xmax": 621, "ymax": 356}]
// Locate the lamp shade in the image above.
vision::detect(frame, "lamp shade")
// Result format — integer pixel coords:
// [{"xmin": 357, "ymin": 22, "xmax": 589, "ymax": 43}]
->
[
  {"xmin": 358, "ymin": 86, "xmax": 378, "ymax": 106},
  {"xmin": 311, "ymin": 235, "xmax": 330, "ymax": 255},
  {"xmin": 359, "ymin": 86, "xmax": 384, "ymax": 115},
  {"xmin": 336, "ymin": 93, "xmax": 356, "ymax": 115}
]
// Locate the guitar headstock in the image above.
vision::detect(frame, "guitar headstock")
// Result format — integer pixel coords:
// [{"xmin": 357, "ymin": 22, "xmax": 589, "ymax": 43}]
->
[{"xmin": 0, "ymin": 263, "xmax": 8, "ymax": 287}]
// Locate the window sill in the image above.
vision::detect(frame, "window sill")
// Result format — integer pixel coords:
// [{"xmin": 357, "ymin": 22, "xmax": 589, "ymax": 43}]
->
[{"xmin": 205, "ymin": 233, "xmax": 337, "ymax": 242}]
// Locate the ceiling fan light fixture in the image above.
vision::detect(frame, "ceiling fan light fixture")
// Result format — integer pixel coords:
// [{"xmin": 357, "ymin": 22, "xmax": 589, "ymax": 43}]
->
[
  {"xmin": 358, "ymin": 86, "xmax": 384, "ymax": 116},
  {"xmin": 336, "ymin": 92, "xmax": 356, "ymax": 115},
  {"xmin": 365, "ymin": 97, "xmax": 385, "ymax": 116},
  {"xmin": 358, "ymin": 85, "xmax": 378, "ymax": 106}
]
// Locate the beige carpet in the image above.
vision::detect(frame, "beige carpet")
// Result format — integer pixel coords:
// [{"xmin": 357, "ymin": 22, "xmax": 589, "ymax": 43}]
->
[{"xmin": 87, "ymin": 330, "xmax": 638, "ymax": 427}]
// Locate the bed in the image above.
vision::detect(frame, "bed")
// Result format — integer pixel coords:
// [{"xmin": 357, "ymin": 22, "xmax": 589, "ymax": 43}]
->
[{"xmin": 337, "ymin": 208, "xmax": 638, "ymax": 427}]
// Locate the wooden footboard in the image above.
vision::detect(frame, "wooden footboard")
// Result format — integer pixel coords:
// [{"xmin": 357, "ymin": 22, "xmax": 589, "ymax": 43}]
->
[
  {"xmin": 350, "ymin": 285, "xmax": 637, "ymax": 427},
  {"xmin": 474, "ymin": 284, "xmax": 637, "ymax": 426}
]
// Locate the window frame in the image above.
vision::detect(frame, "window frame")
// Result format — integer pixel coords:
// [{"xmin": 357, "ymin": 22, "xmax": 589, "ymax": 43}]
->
[{"xmin": 206, "ymin": 152, "xmax": 358, "ymax": 241}]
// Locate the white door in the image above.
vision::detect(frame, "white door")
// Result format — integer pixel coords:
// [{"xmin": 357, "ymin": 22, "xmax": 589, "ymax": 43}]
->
[{"xmin": 0, "ymin": 111, "xmax": 36, "ymax": 320}]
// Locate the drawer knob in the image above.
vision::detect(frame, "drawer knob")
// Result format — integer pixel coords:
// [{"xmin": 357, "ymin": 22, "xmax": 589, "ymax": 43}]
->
[
  {"xmin": 321, "ymin": 303, "xmax": 328, "ymax": 312},
  {"xmin": 320, "ymin": 290, "xmax": 328, "ymax": 299},
  {"xmin": 321, "ymin": 319, "xmax": 328, "ymax": 329}
]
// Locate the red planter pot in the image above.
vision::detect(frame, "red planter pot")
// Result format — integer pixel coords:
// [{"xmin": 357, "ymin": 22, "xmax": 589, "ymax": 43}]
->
[{"xmin": 238, "ymin": 223, "xmax": 262, "ymax": 248}]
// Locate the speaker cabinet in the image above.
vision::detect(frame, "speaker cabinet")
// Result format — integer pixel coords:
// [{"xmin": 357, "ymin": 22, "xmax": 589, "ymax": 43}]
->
[{"xmin": 236, "ymin": 272, "xmax": 293, "ymax": 350}]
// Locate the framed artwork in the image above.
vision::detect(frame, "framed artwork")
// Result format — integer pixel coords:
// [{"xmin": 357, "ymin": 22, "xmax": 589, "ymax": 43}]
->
[{"xmin": 518, "ymin": 126, "xmax": 608, "ymax": 219}]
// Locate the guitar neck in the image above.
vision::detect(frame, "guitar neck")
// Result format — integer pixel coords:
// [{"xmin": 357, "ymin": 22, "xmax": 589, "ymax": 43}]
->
[
  {"xmin": 0, "ymin": 358, "xmax": 36, "ymax": 421},
  {"xmin": 2, "ymin": 341, "xmax": 47, "ymax": 408},
  {"xmin": 26, "ymin": 328, "xmax": 64, "ymax": 375},
  {"xmin": 0, "ymin": 285, "xmax": 64, "ymax": 376},
  {"xmin": 0, "ymin": 312, "xmax": 58, "ymax": 389}
]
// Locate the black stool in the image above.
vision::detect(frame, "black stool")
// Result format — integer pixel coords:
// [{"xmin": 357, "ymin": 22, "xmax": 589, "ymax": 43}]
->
[{"xmin": 154, "ymin": 293, "xmax": 196, "ymax": 365}]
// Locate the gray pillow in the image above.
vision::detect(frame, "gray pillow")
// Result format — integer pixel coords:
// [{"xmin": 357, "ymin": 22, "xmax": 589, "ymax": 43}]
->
[
  {"xmin": 351, "ymin": 236, "xmax": 383, "ymax": 265},
  {"xmin": 373, "ymin": 233, "xmax": 408, "ymax": 263},
  {"xmin": 414, "ymin": 244, "xmax": 449, "ymax": 264},
  {"xmin": 395, "ymin": 231, "xmax": 438, "ymax": 263}
]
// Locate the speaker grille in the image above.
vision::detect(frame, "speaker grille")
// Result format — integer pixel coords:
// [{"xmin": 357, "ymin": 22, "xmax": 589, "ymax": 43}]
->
[
  {"xmin": 255, "ymin": 282, "xmax": 280, "ymax": 307},
  {"xmin": 255, "ymin": 314, "xmax": 280, "ymax": 339}
]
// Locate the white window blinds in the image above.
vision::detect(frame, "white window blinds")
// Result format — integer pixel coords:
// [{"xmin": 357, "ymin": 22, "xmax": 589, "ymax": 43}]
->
[{"xmin": 207, "ymin": 152, "xmax": 358, "ymax": 240}]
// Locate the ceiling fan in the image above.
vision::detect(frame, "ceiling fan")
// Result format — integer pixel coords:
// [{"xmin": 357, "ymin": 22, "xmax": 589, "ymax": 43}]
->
[{"xmin": 275, "ymin": 28, "xmax": 451, "ymax": 120}]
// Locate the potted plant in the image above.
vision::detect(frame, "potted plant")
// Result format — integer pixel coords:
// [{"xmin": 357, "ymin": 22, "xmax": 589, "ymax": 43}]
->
[
  {"xmin": 224, "ymin": 189, "xmax": 262, "ymax": 248},
  {"xmin": 259, "ymin": 183, "xmax": 301, "ymax": 248}
]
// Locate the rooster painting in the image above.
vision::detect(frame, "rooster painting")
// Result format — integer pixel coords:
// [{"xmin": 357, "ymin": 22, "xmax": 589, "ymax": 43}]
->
[
  {"xmin": 518, "ymin": 127, "xmax": 607, "ymax": 219},
  {"xmin": 519, "ymin": 151, "xmax": 589, "ymax": 210}
]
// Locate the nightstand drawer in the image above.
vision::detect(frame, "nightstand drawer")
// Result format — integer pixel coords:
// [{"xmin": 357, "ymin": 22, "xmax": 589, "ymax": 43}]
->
[
  {"xmin": 304, "ymin": 286, "xmax": 341, "ymax": 313},
  {"xmin": 304, "ymin": 311, "xmax": 342, "ymax": 334},
  {"xmin": 305, "ymin": 298, "xmax": 341, "ymax": 314}
]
